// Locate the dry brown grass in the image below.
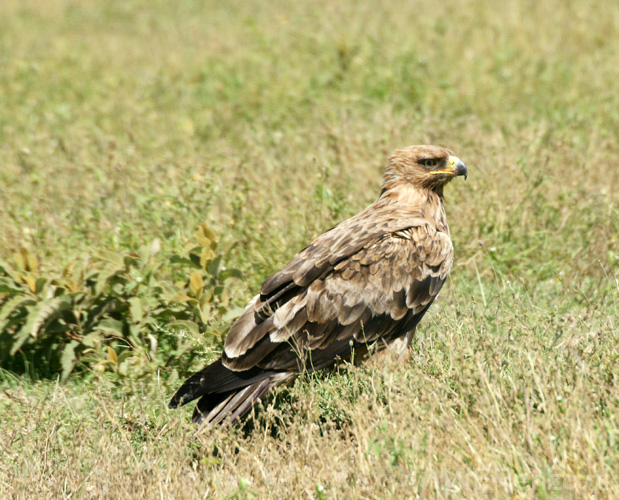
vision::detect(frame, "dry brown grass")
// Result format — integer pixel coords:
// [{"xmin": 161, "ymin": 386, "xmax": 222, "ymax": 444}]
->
[{"xmin": 3, "ymin": 307, "xmax": 618, "ymax": 499}]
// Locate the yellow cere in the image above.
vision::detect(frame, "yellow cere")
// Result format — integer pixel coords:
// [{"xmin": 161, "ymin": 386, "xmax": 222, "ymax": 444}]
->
[{"xmin": 448, "ymin": 156, "xmax": 462, "ymax": 168}]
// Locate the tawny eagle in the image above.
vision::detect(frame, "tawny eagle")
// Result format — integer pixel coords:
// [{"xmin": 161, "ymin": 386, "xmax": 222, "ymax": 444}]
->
[{"xmin": 169, "ymin": 145, "xmax": 467, "ymax": 425}]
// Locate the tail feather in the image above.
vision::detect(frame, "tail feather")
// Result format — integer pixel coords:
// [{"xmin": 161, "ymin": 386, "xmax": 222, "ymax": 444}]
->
[
  {"xmin": 193, "ymin": 379, "xmax": 271, "ymax": 425},
  {"xmin": 192, "ymin": 390, "xmax": 236, "ymax": 425},
  {"xmin": 227, "ymin": 379, "xmax": 273, "ymax": 423},
  {"xmin": 168, "ymin": 359, "xmax": 276, "ymax": 409},
  {"xmin": 170, "ymin": 358, "xmax": 294, "ymax": 425}
]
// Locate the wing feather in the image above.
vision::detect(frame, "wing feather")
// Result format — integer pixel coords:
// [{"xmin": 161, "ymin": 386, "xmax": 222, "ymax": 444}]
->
[
  {"xmin": 259, "ymin": 207, "xmax": 433, "ymax": 296},
  {"xmin": 223, "ymin": 219, "xmax": 453, "ymax": 372}
]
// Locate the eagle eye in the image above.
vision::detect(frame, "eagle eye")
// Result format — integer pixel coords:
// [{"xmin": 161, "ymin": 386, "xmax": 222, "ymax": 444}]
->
[{"xmin": 420, "ymin": 158, "xmax": 438, "ymax": 168}]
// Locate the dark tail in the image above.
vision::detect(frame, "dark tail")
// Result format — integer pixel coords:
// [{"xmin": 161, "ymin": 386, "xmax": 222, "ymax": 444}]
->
[{"xmin": 169, "ymin": 359, "xmax": 293, "ymax": 425}]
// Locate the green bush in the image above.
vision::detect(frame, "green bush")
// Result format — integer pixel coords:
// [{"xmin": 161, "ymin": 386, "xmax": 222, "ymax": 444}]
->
[{"xmin": 0, "ymin": 224, "xmax": 241, "ymax": 381}]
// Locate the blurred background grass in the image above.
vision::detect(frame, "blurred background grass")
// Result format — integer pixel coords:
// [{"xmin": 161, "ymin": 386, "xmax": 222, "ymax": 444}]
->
[{"xmin": 0, "ymin": 0, "xmax": 618, "ymax": 498}]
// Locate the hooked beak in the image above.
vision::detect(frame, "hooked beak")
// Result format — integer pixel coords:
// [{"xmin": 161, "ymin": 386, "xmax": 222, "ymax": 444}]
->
[
  {"xmin": 448, "ymin": 155, "xmax": 468, "ymax": 180},
  {"xmin": 428, "ymin": 155, "xmax": 468, "ymax": 180}
]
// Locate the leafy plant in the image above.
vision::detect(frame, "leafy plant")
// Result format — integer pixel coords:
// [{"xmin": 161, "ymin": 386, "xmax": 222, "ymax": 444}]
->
[{"xmin": 0, "ymin": 224, "xmax": 241, "ymax": 381}]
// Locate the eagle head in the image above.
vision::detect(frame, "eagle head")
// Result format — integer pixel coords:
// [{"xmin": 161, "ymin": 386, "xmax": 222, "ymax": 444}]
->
[{"xmin": 383, "ymin": 145, "xmax": 467, "ymax": 194}]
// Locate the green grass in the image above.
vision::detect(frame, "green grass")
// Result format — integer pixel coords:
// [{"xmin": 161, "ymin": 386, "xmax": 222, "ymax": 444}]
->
[{"xmin": 1, "ymin": 0, "xmax": 618, "ymax": 498}]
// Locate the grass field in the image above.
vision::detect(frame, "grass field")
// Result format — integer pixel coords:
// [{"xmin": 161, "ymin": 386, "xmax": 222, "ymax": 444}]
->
[{"xmin": 1, "ymin": 0, "xmax": 618, "ymax": 498}]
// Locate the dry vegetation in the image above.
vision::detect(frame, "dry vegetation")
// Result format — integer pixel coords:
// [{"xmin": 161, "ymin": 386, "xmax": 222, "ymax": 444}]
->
[{"xmin": 1, "ymin": 0, "xmax": 618, "ymax": 498}]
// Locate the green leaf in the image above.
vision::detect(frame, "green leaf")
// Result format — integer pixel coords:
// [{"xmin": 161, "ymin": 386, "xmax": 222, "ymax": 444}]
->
[
  {"xmin": 207, "ymin": 255, "xmax": 223, "ymax": 278},
  {"xmin": 169, "ymin": 255, "xmax": 198, "ymax": 267},
  {"xmin": 189, "ymin": 253, "xmax": 201, "ymax": 269},
  {"xmin": 122, "ymin": 254, "xmax": 140, "ymax": 268},
  {"xmin": 34, "ymin": 277, "xmax": 48, "ymax": 294},
  {"xmin": 195, "ymin": 223, "xmax": 218, "ymax": 247},
  {"xmin": 81, "ymin": 331, "xmax": 102, "ymax": 348},
  {"xmin": 129, "ymin": 297, "xmax": 144, "ymax": 324},
  {"xmin": 169, "ymin": 291, "xmax": 193, "ymax": 304},
  {"xmin": 117, "ymin": 350, "xmax": 132, "ymax": 369},
  {"xmin": 197, "ymin": 303, "xmax": 212, "ymax": 323},
  {"xmin": 10, "ymin": 323, "xmax": 32, "ymax": 355},
  {"xmin": 23, "ymin": 297, "xmax": 70, "ymax": 340},
  {"xmin": 61, "ymin": 340, "xmax": 79, "ymax": 381},
  {"xmin": 94, "ymin": 266, "xmax": 124, "ymax": 296},
  {"xmin": 24, "ymin": 275, "xmax": 36, "ymax": 292},
  {"xmin": 13, "ymin": 251, "xmax": 26, "ymax": 271},
  {"xmin": 189, "ymin": 271, "xmax": 204, "ymax": 298},
  {"xmin": 0, "ymin": 259, "xmax": 18, "ymax": 279},
  {"xmin": 200, "ymin": 246, "xmax": 217, "ymax": 269},
  {"xmin": 200, "ymin": 288, "xmax": 213, "ymax": 305},
  {"xmin": 94, "ymin": 249, "xmax": 125, "ymax": 267},
  {"xmin": 95, "ymin": 318, "xmax": 125, "ymax": 337},
  {"xmin": 118, "ymin": 355, "xmax": 131, "ymax": 376},
  {"xmin": 0, "ymin": 295, "xmax": 36, "ymax": 323},
  {"xmin": 219, "ymin": 268, "xmax": 243, "ymax": 281},
  {"xmin": 0, "ymin": 276, "xmax": 25, "ymax": 294},
  {"xmin": 221, "ymin": 306, "xmax": 245, "ymax": 323},
  {"xmin": 168, "ymin": 320, "xmax": 200, "ymax": 335},
  {"xmin": 21, "ymin": 247, "xmax": 37, "ymax": 272},
  {"xmin": 108, "ymin": 346, "xmax": 118, "ymax": 363}
]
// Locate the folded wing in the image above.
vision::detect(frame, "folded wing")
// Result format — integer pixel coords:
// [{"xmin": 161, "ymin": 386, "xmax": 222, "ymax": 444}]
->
[{"xmin": 223, "ymin": 220, "xmax": 454, "ymax": 373}]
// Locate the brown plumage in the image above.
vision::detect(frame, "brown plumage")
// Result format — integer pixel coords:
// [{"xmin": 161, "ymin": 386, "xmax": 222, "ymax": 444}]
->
[{"xmin": 169, "ymin": 145, "xmax": 467, "ymax": 425}]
